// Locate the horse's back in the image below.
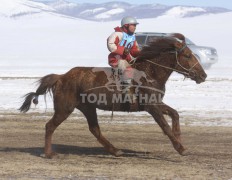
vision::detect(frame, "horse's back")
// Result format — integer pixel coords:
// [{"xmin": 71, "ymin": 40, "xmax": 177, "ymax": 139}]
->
[
  {"xmin": 61, "ymin": 66, "xmax": 112, "ymax": 90},
  {"xmin": 65, "ymin": 66, "xmax": 112, "ymax": 75}
]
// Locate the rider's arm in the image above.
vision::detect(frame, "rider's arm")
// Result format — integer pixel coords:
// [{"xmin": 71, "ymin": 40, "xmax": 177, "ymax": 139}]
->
[
  {"xmin": 130, "ymin": 40, "xmax": 140, "ymax": 57},
  {"xmin": 107, "ymin": 32, "xmax": 125, "ymax": 56}
]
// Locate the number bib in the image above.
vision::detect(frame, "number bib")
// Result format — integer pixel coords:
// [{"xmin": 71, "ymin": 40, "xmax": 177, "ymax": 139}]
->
[{"xmin": 119, "ymin": 32, "xmax": 135, "ymax": 49}]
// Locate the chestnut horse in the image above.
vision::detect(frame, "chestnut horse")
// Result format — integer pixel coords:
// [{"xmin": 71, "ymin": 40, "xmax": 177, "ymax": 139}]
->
[{"xmin": 19, "ymin": 33, "xmax": 207, "ymax": 158}]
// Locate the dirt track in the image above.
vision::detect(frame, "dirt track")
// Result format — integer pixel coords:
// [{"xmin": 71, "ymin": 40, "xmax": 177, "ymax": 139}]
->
[{"xmin": 0, "ymin": 112, "xmax": 232, "ymax": 179}]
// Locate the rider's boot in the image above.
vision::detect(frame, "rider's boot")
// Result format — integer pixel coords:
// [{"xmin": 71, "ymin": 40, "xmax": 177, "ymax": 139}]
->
[{"xmin": 121, "ymin": 79, "xmax": 138, "ymax": 111}]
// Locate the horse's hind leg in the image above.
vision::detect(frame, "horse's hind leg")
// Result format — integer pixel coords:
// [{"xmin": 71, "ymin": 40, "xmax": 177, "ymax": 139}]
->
[
  {"xmin": 44, "ymin": 78, "xmax": 76, "ymax": 158},
  {"xmin": 78, "ymin": 105, "xmax": 123, "ymax": 157},
  {"xmin": 45, "ymin": 109, "xmax": 73, "ymax": 158},
  {"xmin": 159, "ymin": 103, "xmax": 181, "ymax": 142}
]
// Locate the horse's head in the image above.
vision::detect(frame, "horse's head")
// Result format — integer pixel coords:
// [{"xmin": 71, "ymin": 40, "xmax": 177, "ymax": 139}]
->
[
  {"xmin": 137, "ymin": 34, "xmax": 207, "ymax": 84},
  {"xmin": 171, "ymin": 33, "xmax": 207, "ymax": 84}
]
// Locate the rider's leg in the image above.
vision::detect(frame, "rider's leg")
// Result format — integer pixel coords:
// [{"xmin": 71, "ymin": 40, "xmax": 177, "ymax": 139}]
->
[
  {"xmin": 118, "ymin": 60, "xmax": 137, "ymax": 109},
  {"xmin": 118, "ymin": 60, "xmax": 133, "ymax": 91}
]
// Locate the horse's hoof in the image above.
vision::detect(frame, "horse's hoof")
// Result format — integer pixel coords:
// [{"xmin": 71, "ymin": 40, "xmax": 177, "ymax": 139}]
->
[
  {"xmin": 45, "ymin": 152, "xmax": 58, "ymax": 159},
  {"xmin": 179, "ymin": 148, "xmax": 189, "ymax": 156},
  {"xmin": 114, "ymin": 150, "xmax": 124, "ymax": 157}
]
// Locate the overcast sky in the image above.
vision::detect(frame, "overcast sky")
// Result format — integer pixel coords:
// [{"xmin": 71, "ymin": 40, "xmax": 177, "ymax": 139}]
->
[{"xmin": 37, "ymin": 0, "xmax": 232, "ymax": 9}]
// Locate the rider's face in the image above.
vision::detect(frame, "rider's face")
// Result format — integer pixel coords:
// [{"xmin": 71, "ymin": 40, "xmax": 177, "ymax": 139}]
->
[{"xmin": 128, "ymin": 24, "xmax": 137, "ymax": 33}]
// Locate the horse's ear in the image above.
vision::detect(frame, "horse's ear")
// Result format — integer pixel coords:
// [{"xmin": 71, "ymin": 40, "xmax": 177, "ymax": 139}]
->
[
  {"xmin": 171, "ymin": 33, "xmax": 185, "ymax": 41},
  {"xmin": 174, "ymin": 41, "xmax": 183, "ymax": 49}
]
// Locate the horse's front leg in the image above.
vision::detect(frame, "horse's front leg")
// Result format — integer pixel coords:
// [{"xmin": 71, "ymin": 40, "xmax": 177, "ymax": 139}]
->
[
  {"xmin": 145, "ymin": 105, "xmax": 186, "ymax": 155},
  {"xmin": 158, "ymin": 103, "xmax": 181, "ymax": 142}
]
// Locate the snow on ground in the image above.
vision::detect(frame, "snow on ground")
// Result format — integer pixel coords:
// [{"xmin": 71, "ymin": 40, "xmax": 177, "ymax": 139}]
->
[
  {"xmin": 162, "ymin": 6, "xmax": 206, "ymax": 18},
  {"xmin": 0, "ymin": 10, "xmax": 231, "ymax": 126},
  {"xmin": 0, "ymin": 12, "xmax": 232, "ymax": 77}
]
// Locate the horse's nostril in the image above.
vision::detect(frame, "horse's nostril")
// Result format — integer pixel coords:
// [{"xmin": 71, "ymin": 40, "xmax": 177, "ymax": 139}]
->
[{"xmin": 200, "ymin": 73, "xmax": 207, "ymax": 80}]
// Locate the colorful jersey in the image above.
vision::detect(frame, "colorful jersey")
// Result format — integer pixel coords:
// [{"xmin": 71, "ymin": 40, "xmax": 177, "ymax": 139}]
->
[
  {"xmin": 107, "ymin": 26, "xmax": 140, "ymax": 67},
  {"xmin": 119, "ymin": 32, "xmax": 136, "ymax": 49}
]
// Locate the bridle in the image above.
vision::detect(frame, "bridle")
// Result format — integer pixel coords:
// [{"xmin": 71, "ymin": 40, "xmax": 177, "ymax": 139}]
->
[{"xmin": 144, "ymin": 44, "xmax": 199, "ymax": 79}]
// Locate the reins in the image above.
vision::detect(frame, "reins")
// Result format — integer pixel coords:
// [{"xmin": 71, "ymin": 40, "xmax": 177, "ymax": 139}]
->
[{"xmin": 144, "ymin": 46, "xmax": 199, "ymax": 79}]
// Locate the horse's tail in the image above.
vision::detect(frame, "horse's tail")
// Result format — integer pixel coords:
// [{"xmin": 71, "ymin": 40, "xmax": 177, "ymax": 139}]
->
[{"xmin": 19, "ymin": 74, "xmax": 60, "ymax": 113}]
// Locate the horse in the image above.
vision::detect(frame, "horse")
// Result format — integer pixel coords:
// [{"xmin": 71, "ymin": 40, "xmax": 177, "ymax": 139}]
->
[{"xmin": 19, "ymin": 33, "xmax": 207, "ymax": 158}]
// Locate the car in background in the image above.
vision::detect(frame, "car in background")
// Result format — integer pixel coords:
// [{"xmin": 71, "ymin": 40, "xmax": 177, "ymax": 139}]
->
[{"xmin": 135, "ymin": 32, "xmax": 218, "ymax": 69}]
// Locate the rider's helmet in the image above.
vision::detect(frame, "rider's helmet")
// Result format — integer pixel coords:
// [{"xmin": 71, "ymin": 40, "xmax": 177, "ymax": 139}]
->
[{"xmin": 121, "ymin": 16, "xmax": 139, "ymax": 27}]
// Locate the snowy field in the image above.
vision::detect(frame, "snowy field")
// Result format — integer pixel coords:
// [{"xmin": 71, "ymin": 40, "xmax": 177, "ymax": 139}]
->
[{"xmin": 0, "ymin": 9, "xmax": 232, "ymax": 126}]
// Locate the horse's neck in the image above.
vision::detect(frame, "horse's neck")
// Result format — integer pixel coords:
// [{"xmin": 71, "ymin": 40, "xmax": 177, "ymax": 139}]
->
[
  {"xmin": 153, "ymin": 66, "xmax": 174, "ymax": 87},
  {"xmin": 135, "ymin": 57, "xmax": 175, "ymax": 87}
]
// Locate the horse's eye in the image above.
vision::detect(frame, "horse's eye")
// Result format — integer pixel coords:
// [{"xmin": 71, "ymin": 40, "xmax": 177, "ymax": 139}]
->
[{"xmin": 185, "ymin": 54, "xmax": 191, "ymax": 59}]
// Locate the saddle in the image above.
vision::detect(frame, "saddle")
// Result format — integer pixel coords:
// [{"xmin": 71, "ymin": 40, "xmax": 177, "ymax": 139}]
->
[{"xmin": 111, "ymin": 68, "xmax": 139, "ymax": 112}]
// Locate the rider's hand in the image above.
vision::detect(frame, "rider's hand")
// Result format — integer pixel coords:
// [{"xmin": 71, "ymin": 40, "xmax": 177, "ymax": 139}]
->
[{"xmin": 123, "ymin": 48, "xmax": 130, "ymax": 55}]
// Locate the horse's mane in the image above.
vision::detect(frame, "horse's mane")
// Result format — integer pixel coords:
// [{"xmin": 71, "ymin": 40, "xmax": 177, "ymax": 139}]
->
[{"xmin": 137, "ymin": 33, "xmax": 185, "ymax": 61}]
